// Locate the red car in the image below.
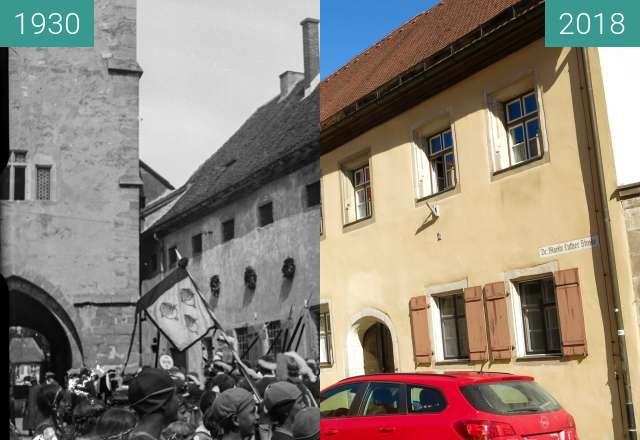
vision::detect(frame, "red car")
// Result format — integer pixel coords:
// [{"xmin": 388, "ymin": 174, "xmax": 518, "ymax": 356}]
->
[{"xmin": 320, "ymin": 372, "xmax": 578, "ymax": 439}]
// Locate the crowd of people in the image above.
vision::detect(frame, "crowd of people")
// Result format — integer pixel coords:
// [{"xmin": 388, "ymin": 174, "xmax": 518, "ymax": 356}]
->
[{"xmin": 10, "ymin": 352, "xmax": 321, "ymax": 440}]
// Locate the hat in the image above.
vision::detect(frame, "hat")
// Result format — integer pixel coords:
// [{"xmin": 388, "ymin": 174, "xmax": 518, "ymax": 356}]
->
[
  {"xmin": 212, "ymin": 373, "xmax": 236, "ymax": 393},
  {"xmin": 45, "ymin": 371, "xmax": 56, "ymax": 379},
  {"xmin": 286, "ymin": 357, "xmax": 300, "ymax": 376},
  {"xmin": 264, "ymin": 381, "xmax": 302, "ymax": 412},
  {"xmin": 210, "ymin": 388, "xmax": 255, "ymax": 423},
  {"xmin": 128, "ymin": 367, "xmax": 176, "ymax": 415},
  {"xmin": 257, "ymin": 355, "xmax": 277, "ymax": 372},
  {"xmin": 255, "ymin": 376, "xmax": 278, "ymax": 399},
  {"xmin": 292, "ymin": 407, "xmax": 320, "ymax": 440}
]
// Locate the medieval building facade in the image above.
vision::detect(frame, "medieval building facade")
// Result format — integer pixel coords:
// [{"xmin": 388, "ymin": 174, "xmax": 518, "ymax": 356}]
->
[
  {"xmin": 3, "ymin": 0, "xmax": 144, "ymax": 382},
  {"xmin": 140, "ymin": 19, "xmax": 320, "ymax": 376}
]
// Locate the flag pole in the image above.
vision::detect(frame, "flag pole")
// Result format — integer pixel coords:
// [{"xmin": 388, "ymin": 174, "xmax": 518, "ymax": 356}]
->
[
  {"xmin": 122, "ymin": 308, "xmax": 139, "ymax": 375},
  {"xmin": 175, "ymin": 251, "xmax": 262, "ymax": 403}
]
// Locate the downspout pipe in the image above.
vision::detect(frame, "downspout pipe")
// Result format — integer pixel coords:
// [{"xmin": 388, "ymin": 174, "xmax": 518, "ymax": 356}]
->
[{"xmin": 580, "ymin": 47, "xmax": 637, "ymax": 440}]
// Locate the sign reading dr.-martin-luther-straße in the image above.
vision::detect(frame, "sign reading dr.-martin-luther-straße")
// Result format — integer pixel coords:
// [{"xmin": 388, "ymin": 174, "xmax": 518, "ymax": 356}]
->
[{"xmin": 539, "ymin": 236, "xmax": 599, "ymax": 258}]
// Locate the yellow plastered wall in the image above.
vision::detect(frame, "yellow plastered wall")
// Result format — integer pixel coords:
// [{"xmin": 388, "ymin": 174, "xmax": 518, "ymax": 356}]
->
[{"xmin": 320, "ymin": 40, "xmax": 636, "ymax": 440}]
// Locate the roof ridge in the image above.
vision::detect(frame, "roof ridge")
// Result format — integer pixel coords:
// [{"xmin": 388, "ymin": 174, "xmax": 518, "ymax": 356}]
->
[{"xmin": 322, "ymin": 2, "xmax": 442, "ymax": 84}]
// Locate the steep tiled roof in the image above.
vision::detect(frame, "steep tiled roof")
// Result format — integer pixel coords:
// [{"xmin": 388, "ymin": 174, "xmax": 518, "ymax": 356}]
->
[
  {"xmin": 320, "ymin": 0, "xmax": 520, "ymax": 124},
  {"xmin": 153, "ymin": 82, "xmax": 319, "ymax": 231}
]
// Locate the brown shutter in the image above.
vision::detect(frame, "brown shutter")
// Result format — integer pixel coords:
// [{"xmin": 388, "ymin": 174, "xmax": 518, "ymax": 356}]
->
[
  {"xmin": 554, "ymin": 268, "xmax": 588, "ymax": 356},
  {"xmin": 463, "ymin": 287, "xmax": 488, "ymax": 362},
  {"xmin": 409, "ymin": 296, "xmax": 432, "ymax": 366},
  {"xmin": 484, "ymin": 282, "xmax": 512, "ymax": 360}
]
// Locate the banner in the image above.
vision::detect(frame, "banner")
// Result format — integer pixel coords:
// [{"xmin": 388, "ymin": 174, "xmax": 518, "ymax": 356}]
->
[{"xmin": 138, "ymin": 267, "xmax": 216, "ymax": 351}]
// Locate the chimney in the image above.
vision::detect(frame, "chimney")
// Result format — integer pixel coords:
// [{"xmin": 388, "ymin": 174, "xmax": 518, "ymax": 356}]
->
[
  {"xmin": 279, "ymin": 70, "xmax": 304, "ymax": 100},
  {"xmin": 300, "ymin": 18, "xmax": 319, "ymax": 91}
]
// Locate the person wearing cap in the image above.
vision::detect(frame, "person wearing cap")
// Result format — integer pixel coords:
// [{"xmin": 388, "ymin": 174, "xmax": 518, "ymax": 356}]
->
[
  {"xmin": 127, "ymin": 367, "xmax": 179, "ymax": 440},
  {"xmin": 192, "ymin": 391, "xmax": 217, "ymax": 440},
  {"xmin": 209, "ymin": 388, "xmax": 257, "ymax": 440},
  {"xmin": 292, "ymin": 407, "xmax": 319, "ymax": 440},
  {"xmin": 264, "ymin": 381, "xmax": 307, "ymax": 440},
  {"xmin": 284, "ymin": 357, "xmax": 315, "ymax": 409},
  {"xmin": 45, "ymin": 372, "xmax": 58, "ymax": 386},
  {"xmin": 211, "ymin": 373, "xmax": 236, "ymax": 394}
]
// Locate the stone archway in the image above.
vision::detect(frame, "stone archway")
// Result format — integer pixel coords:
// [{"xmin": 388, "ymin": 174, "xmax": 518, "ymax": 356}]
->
[
  {"xmin": 345, "ymin": 308, "xmax": 399, "ymax": 378},
  {"xmin": 7, "ymin": 276, "xmax": 85, "ymax": 382}
]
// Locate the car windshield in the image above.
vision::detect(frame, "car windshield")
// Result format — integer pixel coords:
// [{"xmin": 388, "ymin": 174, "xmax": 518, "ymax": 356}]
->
[{"xmin": 461, "ymin": 380, "xmax": 561, "ymax": 415}]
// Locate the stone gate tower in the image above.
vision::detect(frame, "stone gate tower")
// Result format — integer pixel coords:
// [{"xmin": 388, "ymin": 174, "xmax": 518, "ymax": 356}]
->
[{"xmin": 3, "ymin": 0, "xmax": 143, "ymax": 381}]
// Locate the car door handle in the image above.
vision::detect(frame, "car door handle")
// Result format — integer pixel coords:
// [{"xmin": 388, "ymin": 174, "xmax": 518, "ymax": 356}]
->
[
  {"xmin": 324, "ymin": 429, "xmax": 339, "ymax": 436},
  {"xmin": 379, "ymin": 426, "xmax": 396, "ymax": 433}
]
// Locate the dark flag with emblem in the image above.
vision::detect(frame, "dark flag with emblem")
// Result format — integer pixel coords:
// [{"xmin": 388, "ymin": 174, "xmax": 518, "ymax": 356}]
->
[{"xmin": 138, "ymin": 264, "xmax": 216, "ymax": 351}]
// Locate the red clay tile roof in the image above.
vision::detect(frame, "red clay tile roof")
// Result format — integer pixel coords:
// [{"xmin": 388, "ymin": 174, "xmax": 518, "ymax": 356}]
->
[{"xmin": 320, "ymin": 0, "xmax": 520, "ymax": 124}]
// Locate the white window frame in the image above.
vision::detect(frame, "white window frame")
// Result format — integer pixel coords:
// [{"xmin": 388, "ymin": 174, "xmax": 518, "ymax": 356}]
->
[
  {"xmin": 426, "ymin": 279, "xmax": 469, "ymax": 363},
  {"xmin": 505, "ymin": 262, "xmax": 561, "ymax": 359},
  {"xmin": 2, "ymin": 150, "xmax": 30, "ymax": 201},
  {"xmin": 486, "ymin": 78, "xmax": 549, "ymax": 174},
  {"xmin": 339, "ymin": 153, "xmax": 373, "ymax": 226},
  {"xmin": 413, "ymin": 125, "xmax": 458, "ymax": 200},
  {"xmin": 319, "ymin": 302, "xmax": 334, "ymax": 367},
  {"xmin": 505, "ymin": 91, "xmax": 541, "ymax": 166},
  {"xmin": 429, "ymin": 290, "xmax": 469, "ymax": 362}
]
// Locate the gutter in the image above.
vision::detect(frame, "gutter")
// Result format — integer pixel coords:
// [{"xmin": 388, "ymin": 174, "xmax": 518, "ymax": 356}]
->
[
  {"xmin": 321, "ymin": 0, "xmax": 544, "ymax": 153},
  {"xmin": 579, "ymin": 47, "xmax": 637, "ymax": 440}
]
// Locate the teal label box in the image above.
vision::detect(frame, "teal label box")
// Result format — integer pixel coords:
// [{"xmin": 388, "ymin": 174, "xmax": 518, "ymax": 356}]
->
[
  {"xmin": 0, "ymin": 0, "xmax": 94, "ymax": 47},
  {"xmin": 546, "ymin": 0, "xmax": 640, "ymax": 47}
]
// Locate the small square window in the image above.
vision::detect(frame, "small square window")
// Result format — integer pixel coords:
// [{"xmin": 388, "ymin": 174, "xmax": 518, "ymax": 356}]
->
[
  {"xmin": 168, "ymin": 246, "xmax": 178, "ymax": 268},
  {"xmin": 506, "ymin": 98, "xmax": 523, "ymax": 123},
  {"xmin": 13, "ymin": 151, "xmax": 27, "ymax": 163},
  {"xmin": 523, "ymin": 92, "xmax": 538, "ymax": 115},
  {"xmin": 306, "ymin": 181, "xmax": 320, "ymax": 207},
  {"xmin": 258, "ymin": 202, "xmax": 273, "ymax": 227},
  {"xmin": 222, "ymin": 219, "xmax": 235, "ymax": 242},
  {"xmin": 192, "ymin": 233, "xmax": 203, "ymax": 255}
]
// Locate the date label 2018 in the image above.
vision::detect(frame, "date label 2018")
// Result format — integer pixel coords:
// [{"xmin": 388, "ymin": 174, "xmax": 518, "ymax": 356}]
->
[
  {"xmin": 546, "ymin": 0, "xmax": 640, "ymax": 47},
  {"xmin": 0, "ymin": 0, "xmax": 93, "ymax": 47}
]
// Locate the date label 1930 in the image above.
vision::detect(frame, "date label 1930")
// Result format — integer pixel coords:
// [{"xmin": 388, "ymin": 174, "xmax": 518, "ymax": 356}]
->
[
  {"xmin": 0, "ymin": 0, "xmax": 93, "ymax": 47},
  {"xmin": 545, "ymin": 0, "xmax": 640, "ymax": 47}
]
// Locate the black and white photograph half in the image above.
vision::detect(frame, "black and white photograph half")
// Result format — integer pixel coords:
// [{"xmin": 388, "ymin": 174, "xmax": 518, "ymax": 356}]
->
[{"xmin": 3, "ymin": 1, "xmax": 320, "ymax": 439}]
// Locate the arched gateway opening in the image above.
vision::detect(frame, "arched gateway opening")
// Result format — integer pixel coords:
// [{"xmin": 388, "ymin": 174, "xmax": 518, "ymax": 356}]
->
[
  {"xmin": 346, "ymin": 309, "xmax": 398, "ymax": 377},
  {"xmin": 8, "ymin": 276, "xmax": 84, "ymax": 384}
]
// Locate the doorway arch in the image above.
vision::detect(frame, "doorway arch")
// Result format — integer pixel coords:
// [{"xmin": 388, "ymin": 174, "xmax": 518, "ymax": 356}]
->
[
  {"xmin": 345, "ymin": 308, "xmax": 399, "ymax": 377},
  {"xmin": 8, "ymin": 276, "xmax": 84, "ymax": 382}
]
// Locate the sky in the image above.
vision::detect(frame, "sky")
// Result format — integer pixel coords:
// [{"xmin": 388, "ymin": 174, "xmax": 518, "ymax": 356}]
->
[
  {"xmin": 320, "ymin": 0, "xmax": 439, "ymax": 79},
  {"xmin": 138, "ymin": 0, "xmax": 319, "ymax": 188}
]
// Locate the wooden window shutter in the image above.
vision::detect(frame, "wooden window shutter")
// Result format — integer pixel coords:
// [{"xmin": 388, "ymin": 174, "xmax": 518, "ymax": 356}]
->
[
  {"xmin": 554, "ymin": 268, "xmax": 588, "ymax": 356},
  {"xmin": 484, "ymin": 282, "xmax": 512, "ymax": 360},
  {"xmin": 409, "ymin": 296, "xmax": 432, "ymax": 366},
  {"xmin": 463, "ymin": 287, "xmax": 488, "ymax": 362}
]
